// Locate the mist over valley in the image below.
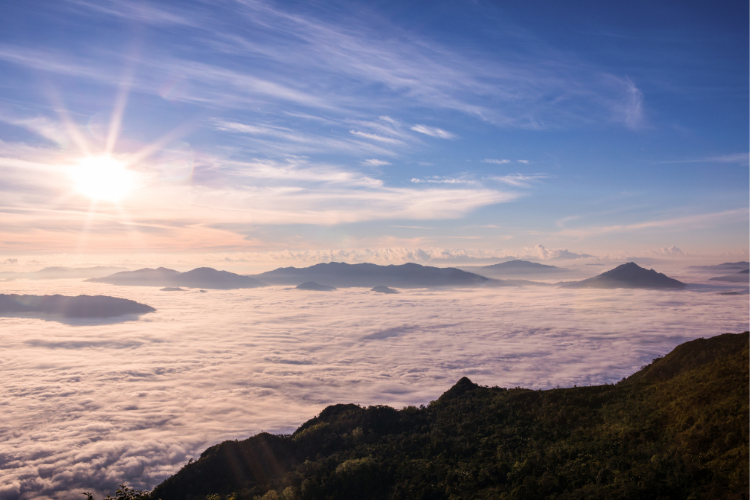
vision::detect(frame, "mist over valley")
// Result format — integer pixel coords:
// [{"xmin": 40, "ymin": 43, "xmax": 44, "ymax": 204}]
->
[{"xmin": 0, "ymin": 267, "xmax": 747, "ymax": 498}]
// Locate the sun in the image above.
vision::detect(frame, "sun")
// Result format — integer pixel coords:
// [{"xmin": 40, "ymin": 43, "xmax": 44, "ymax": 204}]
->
[{"xmin": 70, "ymin": 156, "xmax": 135, "ymax": 202}]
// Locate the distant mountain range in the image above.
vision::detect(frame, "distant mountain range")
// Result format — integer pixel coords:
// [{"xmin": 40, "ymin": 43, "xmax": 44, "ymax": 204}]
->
[
  {"xmin": 688, "ymin": 261, "xmax": 750, "ymax": 272},
  {"xmin": 460, "ymin": 259, "xmax": 568, "ymax": 278},
  {"xmin": 0, "ymin": 294, "xmax": 155, "ymax": 318},
  {"xmin": 82, "ymin": 262, "xmax": 697, "ymax": 292},
  {"xmin": 34, "ymin": 266, "xmax": 130, "ymax": 279},
  {"xmin": 88, "ymin": 267, "xmax": 266, "ymax": 289},
  {"xmin": 85, "ymin": 262, "xmax": 689, "ymax": 291},
  {"xmin": 709, "ymin": 269, "xmax": 750, "ymax": 283},
  {"xmin": 253, "ymin": 262, "xmax": 489, "ymax": 288},
  {"xmin": 559, "ymin": 262, "xmax": 685, "ymax": 289},
  {"xmin": 147, "ymin": 331, "xmax": 749, "ymax": 500},
  {"xmin": 0, "ymin": 266, "xmax": 129, "ymax": 280}
]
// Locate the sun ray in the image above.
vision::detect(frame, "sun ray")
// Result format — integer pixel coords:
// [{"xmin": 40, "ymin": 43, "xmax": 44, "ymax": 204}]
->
[
  {"xmin": 124, "ymin": 120, "xmax": 199, "ymax": 167},
  {"xmin": 75, "ymin": 198, "xmax": 99, "ymax": 255},
  {"xmin": 43, "ymin": 85, "xmax": 93, "ymax": 156},
  {"xmin": 105, "ymin": 60, "xmax": 138, "ymax": 155}
]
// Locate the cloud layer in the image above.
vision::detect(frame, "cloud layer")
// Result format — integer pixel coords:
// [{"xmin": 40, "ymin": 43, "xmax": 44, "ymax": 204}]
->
[{"xmin": 0, "ymin": 278, "xmax": 747, "ymax": 498}]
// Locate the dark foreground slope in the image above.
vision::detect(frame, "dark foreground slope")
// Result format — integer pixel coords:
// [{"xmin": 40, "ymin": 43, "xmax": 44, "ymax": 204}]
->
[
  {"xmin": 0, "ymin": 294, "xmax": 155, "ymax": 318},
  {"xmin": 150, "ymin": 332, "xmax": 748, "ymax": 500},
  {"xmin": 560, "ymin": 262, "xmax": 685, "ymax": 289}
]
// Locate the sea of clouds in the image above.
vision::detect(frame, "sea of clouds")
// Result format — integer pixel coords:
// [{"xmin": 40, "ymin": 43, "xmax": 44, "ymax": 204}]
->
[{"xmin": 0, "ymin": 278, "xmax": 747, "ymax": 499}]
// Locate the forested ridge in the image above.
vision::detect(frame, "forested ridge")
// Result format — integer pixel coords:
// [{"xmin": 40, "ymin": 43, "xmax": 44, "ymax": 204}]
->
[{"xmin": 116, "ymin": 332, "xmax": 749, "ymax": 500}]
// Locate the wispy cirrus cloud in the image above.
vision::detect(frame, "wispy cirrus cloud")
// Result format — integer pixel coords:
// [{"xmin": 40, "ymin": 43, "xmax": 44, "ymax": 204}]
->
[
  {"xmin": 555, "ymin": 208, "xmax": 748, "ymax": 239},
  {"xmin": 349, "ymin": 130, "xmax": 404, "ymax": 144},
  {"xmin": 660, "ymin": 153, "xmax": 749, "ymax": 165},
  {"xmin": 214, "ymin": 120, "xmax": 395, "ymax": 156},
  {"xmin": 410, "ymin": 125, "xmax": 455, "ymax": 139},
  {"xmin": 1, "ymin": 0, "xmax": 650, "ymax": 130},
  {"xmin": 482, "ymin": 159, "xmax": 511, "ymax": 165},
  {"xmin": 410, "ymin": 177, "xmax": 476, "ymax": 185},
  {"xmin": 362, "ymin": 159, "xmax": 391, "ymax": 166},
  {"xmin": 487, "ymin": 173, "xmax": 550, "ymax": 187}
]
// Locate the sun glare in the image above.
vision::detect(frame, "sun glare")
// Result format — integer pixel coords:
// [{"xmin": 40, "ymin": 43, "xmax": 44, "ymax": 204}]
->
[{"xmin": 71, "ymin": 156, "xmax": 135, "ymax": 202}]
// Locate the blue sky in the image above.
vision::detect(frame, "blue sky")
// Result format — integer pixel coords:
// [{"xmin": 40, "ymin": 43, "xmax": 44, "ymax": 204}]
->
[{"xmin": 0, "ymin": 0, "xmax": 746, "ymax": 267}]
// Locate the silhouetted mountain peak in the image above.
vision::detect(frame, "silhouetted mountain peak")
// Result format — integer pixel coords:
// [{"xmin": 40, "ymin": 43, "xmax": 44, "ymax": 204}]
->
[
  {"xmin": 439, "ymin": 377, "xmax": 479, "ymax": 401},
  {"xmin": 560, "ymin": 262, "xmax": 685, "ymax": 289}
]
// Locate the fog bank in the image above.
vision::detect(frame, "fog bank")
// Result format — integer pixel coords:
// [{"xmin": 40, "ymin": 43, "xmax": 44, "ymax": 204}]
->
[{"xmin": 0, "ymin": 279, "xmax": 746, "ymax": 499}]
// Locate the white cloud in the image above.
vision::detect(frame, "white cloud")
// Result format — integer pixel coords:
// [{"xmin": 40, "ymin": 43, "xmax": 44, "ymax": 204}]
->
[
  {"xmin": 410, "ymin": 125, "xmax": 455, "ymax": 139},
  {"xmin": 661, "ymin": 153, "xmax": 749, "ymax": 165},
  {"xmin": 649, "ymin": 245, "xmax": 686, "ymax": 257},
  {"xmin": 0, "ymin": 142, "xmax": 518, "ymax": 252},
  {"xmin": 529, "ymin": 244, "xmax": 594, "ymax": 260},
  {"xmin": 214, "ymin": 120, "xmax": 395, "ymax": 156},
  {"xmin": 410, "ymin": 177, "xmax": 475, "ymax": 185},
  {"xmin": 361, "ymin": 159, "xmax": 391, "ymax": 167},
  {"xmin": 517, "ymin": 159, "xmax": 529, "ymax": 164},
  {"xmin": 1, "ymin": 279, "xmax": 746, "ymax": 497},
  {"xmin": 486, "ymin": 173, "xmax": 550, "ymax": 187},
  {"xmin": 704, "ymin": 153, "xmax": 749, "ymax": 164},
  {"xmin": 482, "ymin": 159, "xmax": 511, "ymax": 165},
  {"xmin": 349, "ymin": 130, "xmax": 404, "ymax": 144},
  {"xmin": 191, "ymin": 185, "xmax": 514, "ymax": 224},
  {"xmin": 617, "ymin": 77, "xmax": 645, "ymax": 129}
]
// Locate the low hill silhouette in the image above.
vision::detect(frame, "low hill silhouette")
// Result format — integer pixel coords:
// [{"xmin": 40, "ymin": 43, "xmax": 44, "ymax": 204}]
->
[
  {"xmin": 254, "ymin": 262, "xmax": 489, "ymax": 288},
  {"xmin": 147, "ymin": 331, "xmax": 748, "ymax": 500},
  {"xmin": 462, "ymin": 259, "xmax": 568, "ymax": 278},
  {"xmin": 88, "ymin": 267, "xmax": 266, "ymax": 290},
  {"xmin": 0, "ymin": 294, "xmax": 155, "ymax": 318},
  {"xmin": 559, "ymin": 262, "xmax": 685, "ymax": 289},
  {"xmin": 296, "ymin": 281, "xmax": 336, "ymax": 291},
  {"xmin": 709, "ymin": 269, "xmax": 750, "ymax": 283},
  {"xmin": 689, "ymin": 261, "xmax": 749, "ymax": 273}
]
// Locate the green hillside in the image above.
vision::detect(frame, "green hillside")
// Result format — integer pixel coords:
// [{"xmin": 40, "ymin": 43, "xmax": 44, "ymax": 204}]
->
[{"xmin": 135, "ymin": 332, "xmax": 749, "ymax": 500}]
